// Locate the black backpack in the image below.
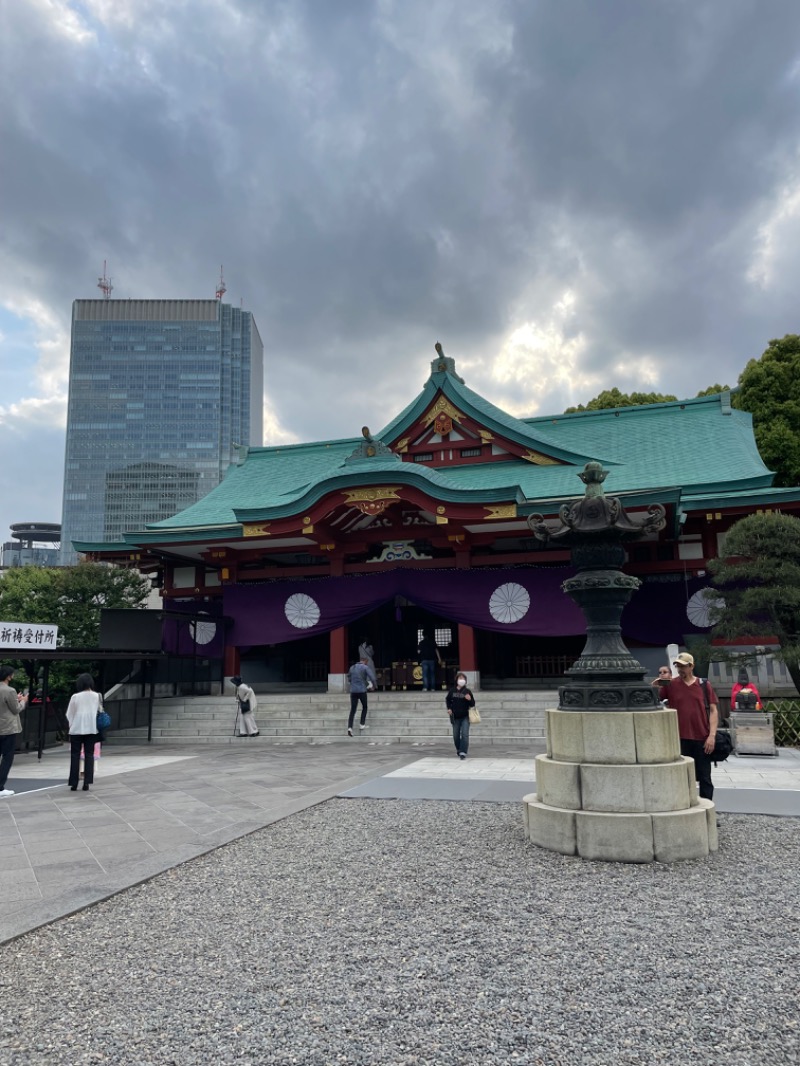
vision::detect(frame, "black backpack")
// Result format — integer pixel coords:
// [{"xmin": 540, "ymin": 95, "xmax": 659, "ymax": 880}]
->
[{"xmin": 700, "ymin": 678, "xmax": 733, "ymax": 763}]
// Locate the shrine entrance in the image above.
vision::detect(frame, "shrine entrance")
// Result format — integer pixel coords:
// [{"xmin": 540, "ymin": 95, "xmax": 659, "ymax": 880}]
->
[{"xmin": 236, "ymin": 600, "xmax": 459, "ymax": 690}]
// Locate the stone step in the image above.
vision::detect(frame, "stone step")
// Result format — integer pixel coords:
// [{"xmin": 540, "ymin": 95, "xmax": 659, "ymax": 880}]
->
[
  {"xmin": 113, "ymin": 733, "xmax": 545, "ymax": 746},
  {"xmin": 156, "ymin": 691, "xmax": 557, "ymax": 704},
  {"xmin": 109, "ymin": 691, "xmax": 552, "ymax": 745},
  {"xmin": 150, "ymin": 719, "xmax": 547, "ymax": 733}
]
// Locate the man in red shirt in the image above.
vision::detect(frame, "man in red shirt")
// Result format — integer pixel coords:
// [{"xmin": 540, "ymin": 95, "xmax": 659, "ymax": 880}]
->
[{"xmin": 658, "ymin": 651, "xmax": 719, "ymax": 800}]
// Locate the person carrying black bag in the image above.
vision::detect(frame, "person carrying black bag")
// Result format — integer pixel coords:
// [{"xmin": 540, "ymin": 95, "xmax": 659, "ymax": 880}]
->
[
  {"xmin": 446, "ymin": 672, "xmax": 475, "ymax": 760},
  {"xmin": 656, "ymin": 652, "xmax": 719, "ymax": 800},
  {"xmin": 231, "ymin": 676, "xmax": 260, "ymax": 737}
]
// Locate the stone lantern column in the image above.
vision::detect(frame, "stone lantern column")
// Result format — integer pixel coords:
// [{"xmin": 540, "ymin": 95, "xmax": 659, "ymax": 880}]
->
[{"xmin": 522, "ymin": 463, "xmax": 717, "ymax": 863}]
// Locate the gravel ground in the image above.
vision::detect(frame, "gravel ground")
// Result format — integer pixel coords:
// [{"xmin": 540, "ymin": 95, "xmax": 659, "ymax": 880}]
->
[{"xmin": 2, "ymin": 800, "xmax": 798, "ymax": 1066}]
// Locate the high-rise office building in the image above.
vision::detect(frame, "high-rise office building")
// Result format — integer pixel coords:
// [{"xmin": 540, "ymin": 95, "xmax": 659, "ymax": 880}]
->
[{"xmin": 61, "ymin": 298, "xmax": 263, "ymax": 562}]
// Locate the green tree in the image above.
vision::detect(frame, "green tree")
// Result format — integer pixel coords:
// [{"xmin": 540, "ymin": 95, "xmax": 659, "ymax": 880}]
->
[
  {"xmin": 694, "ymin": 383, "xmax": 731, "ymax": 397},
  {"xmin": 708, "ymin": 511, "xmax": 800, "ymax": 693},
  {"xmin": 0, "ymin": 562, "xmax": 149, "ymax": 646},
  {"xmin": 565, "ymin": 384, "xmax": 732, "ymax": 414},
  {"xmin": 732, "ymin": 335, "xmax": 800, "ymax": 486},
  {"xmin": 564, "ymin": 388, "xmax": 678, "ymax": 413},
  {"xmin": 0, "ymin": 562, "xmax": 150, "ymax": 696}
]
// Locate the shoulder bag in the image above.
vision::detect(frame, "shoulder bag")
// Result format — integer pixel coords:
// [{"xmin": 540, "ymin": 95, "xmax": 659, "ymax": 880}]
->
[
  {"xmin": 700, "ymin": 679, "xmax": 732, "ymax": 763},
  {"xmin": 96, "ymin": 696, "xmax": 111, "ymax": 732}
]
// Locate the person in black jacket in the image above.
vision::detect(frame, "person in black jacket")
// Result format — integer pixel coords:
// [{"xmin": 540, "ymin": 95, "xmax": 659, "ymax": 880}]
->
[
  {"xmin": 418, "ymin": 631, "xmax": 442, "ymax": 691},
  {"xmin": 446, "ymin": 672, "xmax": 475, "ymax": 759}
]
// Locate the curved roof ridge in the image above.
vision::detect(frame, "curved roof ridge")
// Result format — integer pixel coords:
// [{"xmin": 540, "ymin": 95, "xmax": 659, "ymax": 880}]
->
[
  {"xmin": 377, "ymin": 363, "xmax": 601, "ymax": 465},
  {"xmin": 523, "ymin": 389, "xmax": 734, "ymax": 426}
]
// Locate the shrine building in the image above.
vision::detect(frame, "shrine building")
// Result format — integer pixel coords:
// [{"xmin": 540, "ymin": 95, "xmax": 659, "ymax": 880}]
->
[{"xmin": 75, "ymin": 347, "xmax": 800, "ymax": 691}]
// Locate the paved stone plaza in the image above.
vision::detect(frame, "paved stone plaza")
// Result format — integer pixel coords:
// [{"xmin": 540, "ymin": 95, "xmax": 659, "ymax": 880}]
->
[{"xmin": 1, "ymin": 740, "xmax": 799, "ymax": 1064}]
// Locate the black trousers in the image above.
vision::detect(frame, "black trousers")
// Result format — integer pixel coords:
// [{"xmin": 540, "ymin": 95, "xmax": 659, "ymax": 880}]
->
[
  {"xmin": 0, "ymin": 733, "xmax": 17, "ymax": 790},
  {"xmin": 348, "ymin": 692, "xmax": 368, "ymax": 728},
  {"xmin": 69, "ymin": 734, "xmax": 98, "ymax": 788},
  {"xmin": 680, "ymin": 738, "xmax": 714, "ymax": 800}
]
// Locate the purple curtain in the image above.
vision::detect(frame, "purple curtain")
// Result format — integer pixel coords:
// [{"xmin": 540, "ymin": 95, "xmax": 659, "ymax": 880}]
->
[
  {"xmin": 161, "ymin": 599, "xmax": 225, "ymax": 656},
  {"xmin": 621, "ymin": 574, "xmax": 716, "ymax": 643},
  {"xmin": 223, "ymin": 568, "xmax": 717, "ymax": 647}
]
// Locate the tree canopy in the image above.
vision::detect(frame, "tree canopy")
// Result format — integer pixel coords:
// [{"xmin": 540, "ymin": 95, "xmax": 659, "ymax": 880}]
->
[
  {"xmin": 564, "ymin": 384, "xmax": 730, "ymax": 413},
  {"xmin": 708, "ymin": 511, "xmax": 800, "ymax": 691},
  {"xmin": 0, "ymin": 562, "xmax": 150, "ymax": 696},
  {"xmin": 564, "ymin": 388, "xmax": 677, "ymax": 413},
  {"xmin": 731, "ymin": 334, "xmax": 800, "ymax": 486},
  {"xmin": 0, "ymin": 562, "xmax": 149, "ymax": 647}
]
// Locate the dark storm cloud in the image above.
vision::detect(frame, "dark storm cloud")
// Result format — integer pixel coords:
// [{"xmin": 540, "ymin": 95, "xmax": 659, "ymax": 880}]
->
[{"xmin": 2, "ymin": 0, "xmax": 800, "ymax": 536}]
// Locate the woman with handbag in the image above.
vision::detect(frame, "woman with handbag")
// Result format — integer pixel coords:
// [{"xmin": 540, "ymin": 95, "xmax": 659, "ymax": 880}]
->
[
  {"xmin": 65, "ymin": 673, "xmax": 101, "ymax": 791},
  {"xmin": 446, "ymin": 672, "xmax": 476, "ymax": 760}
]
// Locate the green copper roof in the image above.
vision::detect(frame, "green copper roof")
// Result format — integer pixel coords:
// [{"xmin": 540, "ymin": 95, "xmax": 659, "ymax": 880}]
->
[
  {"xmin": 380, "ymin": 362, "xmax": 597, "ymax": 465},
  {"xmin": 89, "ymin": 361, "xmax": 783, "ymax": 549},
  {"xmin": 517, "ymin": 392, "xmax": 771, "ymax": 496}
]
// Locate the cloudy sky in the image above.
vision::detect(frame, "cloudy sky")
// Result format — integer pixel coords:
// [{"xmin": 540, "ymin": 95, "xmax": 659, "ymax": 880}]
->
[{"xmin": 3, "ymin": 0, "xmax": 800, "ymax": 541}]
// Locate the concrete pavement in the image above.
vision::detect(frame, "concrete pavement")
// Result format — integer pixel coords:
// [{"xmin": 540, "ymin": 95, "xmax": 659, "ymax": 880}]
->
[{"xmin": 1, "ymin": 738, "xmax": 799, "ymax": 945}]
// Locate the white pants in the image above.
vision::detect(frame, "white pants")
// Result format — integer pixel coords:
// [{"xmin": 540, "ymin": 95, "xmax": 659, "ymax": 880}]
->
[{"xmin": 238, "ymin": 710, "xmax": 259, "ymax": 735}]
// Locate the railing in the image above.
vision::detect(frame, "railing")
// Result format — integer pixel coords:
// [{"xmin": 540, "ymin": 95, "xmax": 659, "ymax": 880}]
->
[
  {"xmin": 299, "ymin": 660, "xmax": 328, "ymax": 682},
  {"xmin": 17, "ymin": 700, "xmax": 69, "ymax": 752},
  {"xmin": 107, "ymin": 697, "xmax": 152, "ymax": 732},
  {"xmin": 515, "ymin": 655, "xmax": 575, "ymax": 678},
  {"xmin": 762, "ymin": 700, "xmax": 800, "ymax": 748}
]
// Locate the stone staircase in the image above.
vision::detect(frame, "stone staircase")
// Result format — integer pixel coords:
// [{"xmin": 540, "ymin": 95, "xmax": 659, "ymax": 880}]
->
[{"xmin": 109, "ymin": 690, "xmax": 555, "ymax": 746}]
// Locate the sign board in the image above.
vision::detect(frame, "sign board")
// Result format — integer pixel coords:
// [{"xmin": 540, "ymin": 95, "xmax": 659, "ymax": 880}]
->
[{"xmin": 0, "ymin": 623, "xmax": 59, "ymax": 650}]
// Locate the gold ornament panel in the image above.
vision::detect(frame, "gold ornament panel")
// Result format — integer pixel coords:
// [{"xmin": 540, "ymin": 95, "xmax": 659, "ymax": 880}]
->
[
  {"xmin": 242, "ymin": 522, "xmax": 271, "ymax": 537},
  {"xmin": 342, "ymin": 486, "xmax": 402, "ymax": 504},
  {"xmin": 483, "ymin": 504, "xmax": 518, "ymax": 520},
  {"xmin": 523, "ymin": 450, "xmax": 563, "ymax": 465},
  {"xmin": 423, "ymin": 396, "xmax": 463, "ymax": 426}
]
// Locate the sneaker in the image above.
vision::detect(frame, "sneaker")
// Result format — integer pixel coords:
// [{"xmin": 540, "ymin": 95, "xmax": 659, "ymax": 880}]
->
[
  {"xmin": 359, "ymin": 724, "xmax": 366, "ymax": 731},
  {"xmin": 347, "ymin": 728, "xmax": 353, "ymax": 737},
  {"xmin": 458, "ymin": 753, "xmax": 466, "ymax": 760},
  {"xmin": 0, "ymin": 789, "xmax": 15, "ymax": 797}
]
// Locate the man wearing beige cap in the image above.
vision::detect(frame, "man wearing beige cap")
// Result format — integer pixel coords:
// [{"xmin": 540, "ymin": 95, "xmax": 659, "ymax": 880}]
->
[{"xmin": 656, "ymin": 651, "xmax": 718, "ymax": 799}]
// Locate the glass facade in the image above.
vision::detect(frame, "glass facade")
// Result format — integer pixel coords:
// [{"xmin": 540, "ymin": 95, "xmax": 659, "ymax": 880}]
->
[{"xmin": 61, "ymin": 299, "xmax": 263, "ymax": 562}]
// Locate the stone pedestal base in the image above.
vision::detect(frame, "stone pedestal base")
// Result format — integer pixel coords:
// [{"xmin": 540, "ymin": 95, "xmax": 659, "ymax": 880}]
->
[
  {"xmin": 327, "ymin": 673, "xmax": 348, "ymax": 694},
  {"xmin": 524, "ymin": 709, "xmax": 717, "ymax": 863}
]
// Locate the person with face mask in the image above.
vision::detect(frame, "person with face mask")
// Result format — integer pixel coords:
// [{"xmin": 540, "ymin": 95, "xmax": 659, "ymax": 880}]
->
[{"xmin": 446, "ymin": 672, "xmax": 475, "ymax": 760}]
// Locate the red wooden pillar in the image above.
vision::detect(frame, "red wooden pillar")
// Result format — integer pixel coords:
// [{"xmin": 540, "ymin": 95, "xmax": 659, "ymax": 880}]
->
[
  {"xmin": 330, "ymin": 625, "xmax": 348, "ymax": 675},
  {"xmin": 458, "ymin": 623, "xmax": 477, "ymax": 671},
  {"xmin": 223, "ymin": 644, "xmax": 240, "ymax": 678}
]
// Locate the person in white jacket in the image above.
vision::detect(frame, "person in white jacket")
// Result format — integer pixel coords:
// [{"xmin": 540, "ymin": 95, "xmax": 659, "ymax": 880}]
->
[
  {"xmin": 66, "ymin": 673, "xmax": 100, "ymax": 791},
  {"xmin": 231, "ymin": 675, "xmax": 260, "ymax": 737}
]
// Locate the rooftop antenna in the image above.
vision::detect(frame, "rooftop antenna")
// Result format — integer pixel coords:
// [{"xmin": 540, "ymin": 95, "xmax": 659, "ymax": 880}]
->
[
  {"xmin": 215, "ymin": 265, "xmax": 227, "ymax": 300},
  {"xmin": 97, "ymin": 260, "xmax": 113, "ymax": 299}
]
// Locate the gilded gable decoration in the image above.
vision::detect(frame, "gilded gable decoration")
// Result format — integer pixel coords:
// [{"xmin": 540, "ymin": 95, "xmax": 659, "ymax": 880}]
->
[
  {"xmin": 484, "ymin": 504, "xmax": 518, "ymax": 520},
  {"xmin": 243, "ymin": 522, "xmax": 271, "ymax": 537},
  {"xmin": 354, "ymin": 500, "xmax": 389, "ymax": 516},
  {"xmin": 423, "ymin": 396, "xmax": 464, "ymax": 427},
  {"xmin": 433, "ymin": 412, "xmax": 453, "ymax": 435},
  {"xmin": 523, "ymin": 450, "xmax": 563, "ymax": 466},
  {"xmin": 343, "ymin": 487, "xmax": 402, "ymax": 505}
]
